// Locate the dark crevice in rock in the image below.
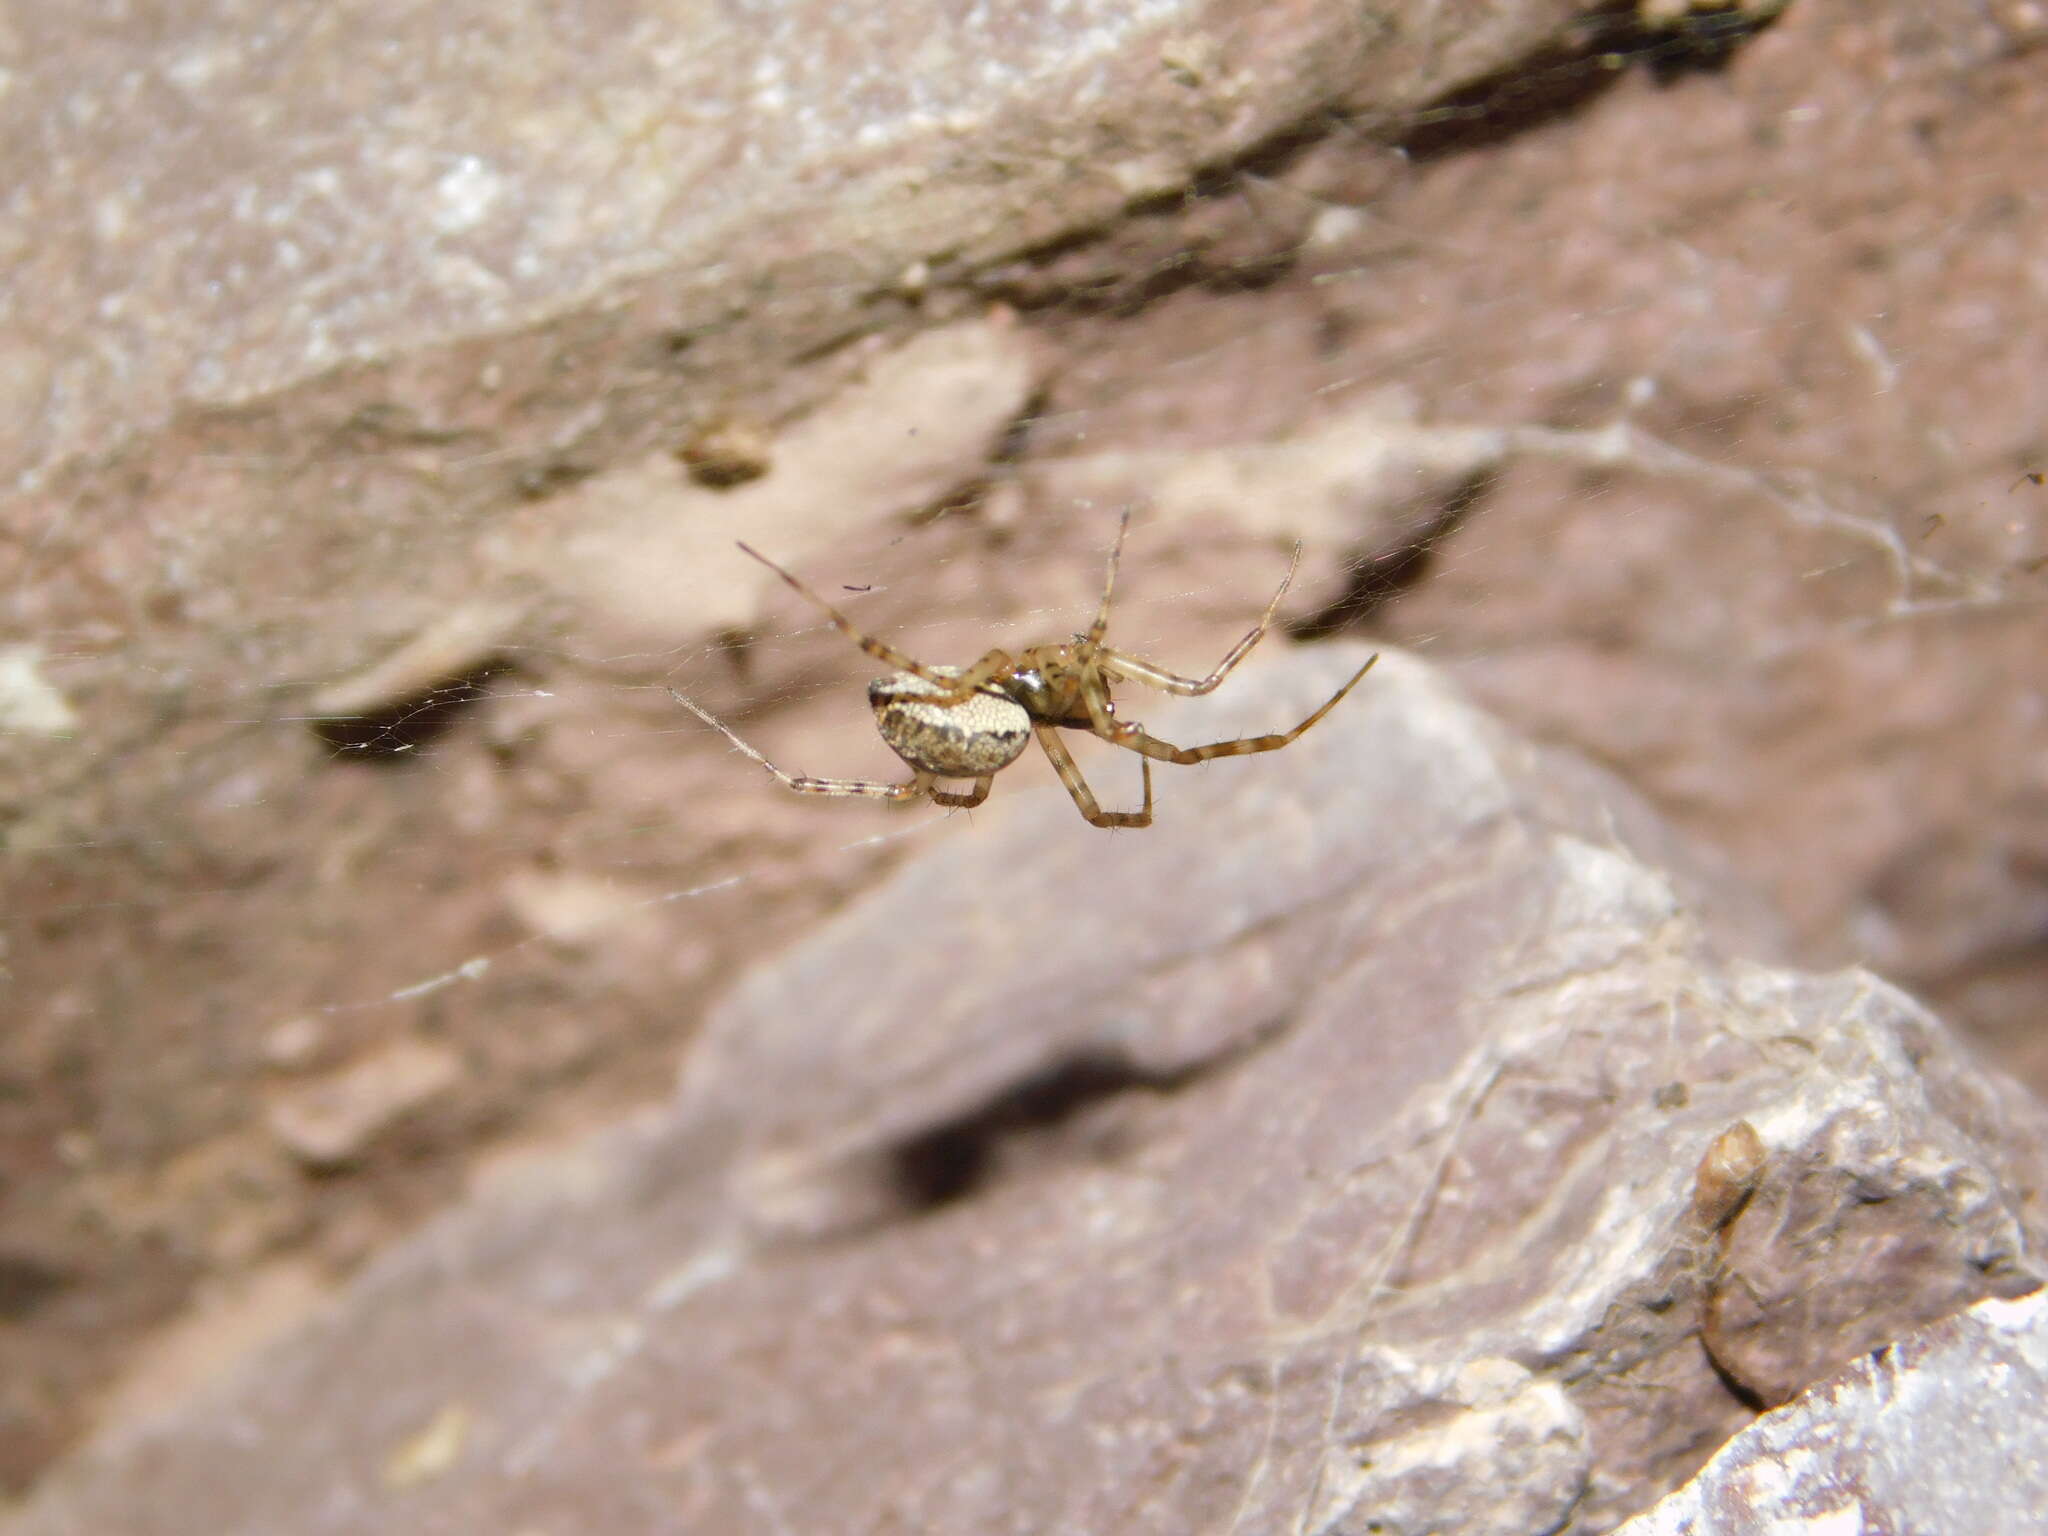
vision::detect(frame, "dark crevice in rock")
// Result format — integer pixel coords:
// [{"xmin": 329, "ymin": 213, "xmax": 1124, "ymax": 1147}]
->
[
  {"xmin": 988, "ymin": 386, "xmax": 1050, "ymax": 472},
  {"xmin": 886, "ymin": 1029, "xmax": 1279, "ymax": 1215},
  {"xmin": 1632, "ymin": 5, "xmax": 1793, "ymax": 81},
  {"xmin": 965, "ymin": 118, "xmax": 1360, "ymax": 318},
  {"xmin": 1394, "ymin": 3, "xmax": 1786, "ymax": 163},
  {"xmin": 1290, "ymin": 467, "xmax": 1495, "ymax": 638},
  {"xmin": 965, "ymin": 8, "xmax": 1784, "ymax": 320},
  {"xmin": 0, "ymin": 1252, "xmax": 72, "ymax": 1320},
  {"xmin": 1394, "ymin": 35, "xmax": 1630, "ymax": 162},
  {"xmin": 311, "ymin": 663, "xmax": 511, "ymax": 764},
  {"xmin": 1700, "ymin": 1330, "xmax": 1771, "ymax": 1414},
  {"xmin": 911, "ymin": 387, "xmax": 1050, "ymax": 531}
]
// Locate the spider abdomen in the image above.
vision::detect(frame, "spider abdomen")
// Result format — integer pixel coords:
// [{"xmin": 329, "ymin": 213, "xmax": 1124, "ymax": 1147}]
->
[{"xmin": 869, "ymin": 669, "xmax": 1032, "ymax": 777}]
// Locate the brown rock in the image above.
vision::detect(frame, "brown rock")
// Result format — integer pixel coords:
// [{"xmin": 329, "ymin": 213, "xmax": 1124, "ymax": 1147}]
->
[
  {"xmin": 9, "ymin": 0, "xmax": 2048, "ymax": 1510},
  {"xmin": 1616, "ymin": 1289, "xmax": 2048, "ymax": 1535},
  {"xmin": 265, "ymin": 1040, "xmax": 464, "ymax": 1171},
  {"xmin": 9, "ymin": 648, "xmax": 2042, "ymax": 1534},
  {"xmin": 0, "ymin": 0, "xmax": 1652, "ymax": 1485}
]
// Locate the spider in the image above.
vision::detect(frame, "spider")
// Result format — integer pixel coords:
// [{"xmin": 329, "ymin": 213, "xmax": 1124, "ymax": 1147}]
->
[{"xmin": 670, "ymin": 512, "xmax": 1378, "ymax": 828}]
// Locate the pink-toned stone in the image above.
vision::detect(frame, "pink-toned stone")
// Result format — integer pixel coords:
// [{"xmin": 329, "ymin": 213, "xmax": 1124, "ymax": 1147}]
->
[{"xmin": 9, "ymin": 648, "xmax": 2042, "ymax": 1534}]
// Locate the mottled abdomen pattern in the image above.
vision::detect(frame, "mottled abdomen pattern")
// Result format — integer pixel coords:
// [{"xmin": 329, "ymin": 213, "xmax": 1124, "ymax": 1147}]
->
[{"xmin": 869, "ymin": 670, "xmax": 1031, "ymax": 776}]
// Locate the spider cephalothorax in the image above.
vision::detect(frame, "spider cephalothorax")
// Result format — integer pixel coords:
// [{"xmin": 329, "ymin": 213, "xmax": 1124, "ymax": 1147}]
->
[{"xmin": 673, "ymin": 512, "xmax": 1377, "ymax": 828}]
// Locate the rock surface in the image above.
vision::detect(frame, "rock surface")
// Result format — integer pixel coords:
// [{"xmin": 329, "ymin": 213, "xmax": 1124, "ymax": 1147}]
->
[
  {"xmin": 9, "ymin": 0, "xmax": 2048, "ymax": 1507},
  {"xmin": 0, "ymin": 0, "xmax": 1641, "ymax": 1481},
  {"xmin": 9, "ymin": 647, "xmax": 2043, "ymax": 1535},
  {"xmin": 1615, "ymin": 1287, "xmax": 2048, "ymax": 1535}
]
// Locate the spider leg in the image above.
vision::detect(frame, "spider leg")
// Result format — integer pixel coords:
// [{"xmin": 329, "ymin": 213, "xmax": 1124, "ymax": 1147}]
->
[
  {"xmin": 669, "ymin": 688, "xmax": 926, "ymax": 802},
  {"xmin": 737, "ymin": 543, "xmax": 1016, "ymax": 707},
  {"xmin": 738, "ymin": 542, "xmax": 955, "ymax": 686},
  {"xmin": 1101, "ymin": 652, "xmax": 1378, "ymax": 765},
  {"xmin": 1034, "ymin": 723, "xmax": 1153, "ymax": 828},
  {"xmin": 929, "ymin": 776, "xmax": 994, "ymax": 810},
  {"xmin": 925, "ymin": 646, "xmax": 1024, "ymax": 705},
  {"xmin": 1099, "ymin": 540, "xmax": 1302, "ymax": 696},
  {"xmin": 1081, "ymin": 508, "xmax": 1135, "ymax": 649}
]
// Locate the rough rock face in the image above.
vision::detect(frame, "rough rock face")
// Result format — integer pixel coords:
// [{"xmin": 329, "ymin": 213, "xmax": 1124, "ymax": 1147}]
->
[
  {"xmin": 1615, "ymin": 1288, "xmax": 2048, "ymax": 1535},
  {"xmin": 9, "ymin": 648, "xmax": 2042, "ymax": 1535},
  {"xmin": 1, "ymin": 0, "xmax": 1598, "ymax": 719},
  {"xmin": 0, "ymin": 0, "xmax": 1655, "ymax": 1482},
  {"xmin": 9, "ymin": 0, "xmax": 2048, "ymax": 1510}
]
